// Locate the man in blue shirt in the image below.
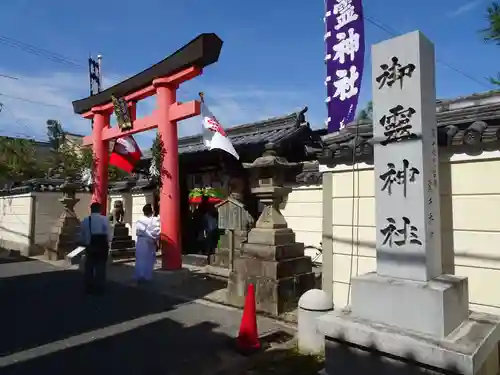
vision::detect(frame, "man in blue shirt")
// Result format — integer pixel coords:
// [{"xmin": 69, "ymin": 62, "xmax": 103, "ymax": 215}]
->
[{"xmin": 80, "ymin": 202, "xmax": 113, "ymax": 294}]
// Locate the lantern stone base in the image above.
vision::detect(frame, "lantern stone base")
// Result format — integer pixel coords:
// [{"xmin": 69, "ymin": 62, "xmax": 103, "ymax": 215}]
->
[
  {"xmin": 227, "ymin": 263, "xmax": 315, "ymax": 316},
  {"xmin": 45, "ymin": 226, "xmax": 80, "ymax": 261},
  {"xmin": 227, "ymin": 238, "xmax": 315, "ymax": 316},
  {"xmin": 45, "ymin": 206, "xmax": 80, "ymax": 260},
  {"xmin": 109, "ymin": 223, "xmax": 135, "ymax": 259}
]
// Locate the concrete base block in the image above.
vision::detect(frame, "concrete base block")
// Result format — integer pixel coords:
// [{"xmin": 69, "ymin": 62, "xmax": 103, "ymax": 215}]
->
[
  {"xmin": 317, "ymin": 309, "xmax": 500, "ymax": 375},
  {"xmin": 351, "ymin": 272, "xmax": 469, "ymax": 338},
  {"xmin": 227, "ymin": 269, "xmax": 315, "ymax": 316},
  {"xmin": 247, "ymin": 228, "xmax": 296, "ymax": 246}
]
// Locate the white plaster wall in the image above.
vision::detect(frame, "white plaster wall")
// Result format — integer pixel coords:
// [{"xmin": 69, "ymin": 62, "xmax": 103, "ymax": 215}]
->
[
  {"xmin": 130, "ymin": 192, "xmax": 154, "ymax": 240},
  {"xmin": 281, "ymin": 185, "xmax": 323, "ymax": 263},
  {"xmin": 0, "ymin": 190, "xmax": 141, "ymax": 254},
  {"xmin": 33, "ymin": 192, "xmax": 92, "ymax": 246},
  {"xmin": 108, "ymin": 193, "xmax": 133, "ymax": 232},
  {"xmin": 0, "ymin": 193, "xmax": 33, "ymax": 251},
  {"xmin": 321, "ymin": 151, "xmax": 500, "ymax": 315},
  {"xmin": 125, "ymin": 187, "xmax": 323, "ymax": 256}
]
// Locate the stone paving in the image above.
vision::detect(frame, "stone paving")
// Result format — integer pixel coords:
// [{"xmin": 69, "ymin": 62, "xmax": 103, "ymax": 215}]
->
[
  {"xmin": 0, "ymin": 255, "xmax": 295, "ymax": 374},
  {"xmin": 113, "ymin": 258, "xmax": 299, "ymax": 324}
]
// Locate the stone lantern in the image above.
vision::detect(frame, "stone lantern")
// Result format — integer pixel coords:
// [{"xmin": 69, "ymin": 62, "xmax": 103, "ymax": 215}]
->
[
  {"xmin": 245, "ymin": 144, "xmax": 292, "ymax": 231},
  {"xmin": 227, "ymin": 143, "xmax": 315, "ymax": 316},
  {"xmin": 45, "ymin": 178, "xmax": 81, "ymax": 260}
]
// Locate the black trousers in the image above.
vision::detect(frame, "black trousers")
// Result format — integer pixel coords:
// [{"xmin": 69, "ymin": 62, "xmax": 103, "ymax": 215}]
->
[
  {"xmin": 204, "ymin": 230, "xmax": 219, "ymax": 255},
  {"xmin": 84, "ymin": 250, "xmax": 108, "ymax": 293}
]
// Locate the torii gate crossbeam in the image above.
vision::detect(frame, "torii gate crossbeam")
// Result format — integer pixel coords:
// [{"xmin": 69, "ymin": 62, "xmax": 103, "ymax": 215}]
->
[{"xmin": 72, "ymin": 34, "xmax": 223, "ymax": 270}]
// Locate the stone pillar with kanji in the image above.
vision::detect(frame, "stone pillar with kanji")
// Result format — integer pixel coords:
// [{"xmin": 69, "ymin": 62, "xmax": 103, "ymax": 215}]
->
[{"xmin": 317, "ymin": 31, "xmax": 500, "ymax": 375}]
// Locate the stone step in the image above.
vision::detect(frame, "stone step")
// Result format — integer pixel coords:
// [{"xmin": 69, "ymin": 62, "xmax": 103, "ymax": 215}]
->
[
  {"xmin": 110, "ymin": 248, "xmax": 135, "ymax": 259},
  {"xmin": 233, "ymin": 255, "xmax": 313, "ymax": 279},
  {"xmin": 110, "ymin": 240, "xmax": 135, "ymax": 250},
  {"xmin": 182, "ymin": 253, "xmax": 209, "ymax": 267},
  {"xmin": 112, "ymin": 226, "xmax": 130, "ymax": 237},
  {"xmin": 48, "ymin": 232, "xmax": 79, "ymax": 244},
  {"xmin": 111, "ymin": 235, "xmax": 132, "ymax": 242}
]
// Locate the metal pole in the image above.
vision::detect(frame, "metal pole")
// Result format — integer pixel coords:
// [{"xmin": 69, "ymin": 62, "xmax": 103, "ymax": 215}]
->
[
  {"xmin": 97, "ymin": 54, "xmax": 103, "ymax": 92},
  {"xmin": 228, "ymin": 229, "xmax": 234, "ymax": 272}
]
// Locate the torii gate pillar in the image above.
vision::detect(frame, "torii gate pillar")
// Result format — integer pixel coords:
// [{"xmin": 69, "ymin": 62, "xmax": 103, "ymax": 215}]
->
[
  {"xmin": 84, "ymin": 71, "xmax": 201, "ymax": 271},
  {"xmin": 73, "ymin": 33, "xmax": 223, "ymax": 271},
  {"xmin": 92, "ymin": 111, "xmax": 109, "ymax": 214},
  {"xmin": 154, "ymin": 78, "xmax": 182, "ymax": 270}
]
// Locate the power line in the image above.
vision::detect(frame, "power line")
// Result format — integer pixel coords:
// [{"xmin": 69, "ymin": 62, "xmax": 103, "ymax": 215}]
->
[
  {"xmin": 0, "ymin": 33, "xmax": 84, "ymax": 69},
  {"xmin": 0, "ymin": 74, "xmax": 18, "ymax": 80},
  {"xmin": 0, "ymin": 103, "xmax": 43, "ymax": 141},
  {"xmin": 364, "ymin": 15, "xmax": 493, "ymax": 90},
  {"xmin": 0, "ymin": 92, "xmax": 68, "ymax": 109}
]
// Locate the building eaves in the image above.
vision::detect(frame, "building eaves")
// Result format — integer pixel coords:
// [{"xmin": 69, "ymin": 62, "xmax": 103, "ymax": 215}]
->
[
  {"xmin": 177, "ymin": 107, "xmax": 308, "ymax": 155},
  {"xmin": 320, "ymin": 92, "xmax": 500, "ymax": 164}
]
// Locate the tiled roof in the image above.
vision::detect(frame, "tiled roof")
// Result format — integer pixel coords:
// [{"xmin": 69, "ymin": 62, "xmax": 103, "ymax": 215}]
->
[
  {"xmin": 177, "ymin": 107, "xmax": 309, "ymax": 155},
  {"xmin": 0, "ymin": 178, "xmax": 92, "ymax": 196},
  {"xmin": 139, "ymin": 107, "xmax": 315, "ymax": 162},
  {"xmin": 0, "ymin": 160, "xmax": 322, "ymax": 196},
  {"xmin": 319, "ymin": 91, "xmax": 500, "ymax": 164},
  {"xmin": 295, "ymin": 161, "xmax": 322, "ymax": 185}
]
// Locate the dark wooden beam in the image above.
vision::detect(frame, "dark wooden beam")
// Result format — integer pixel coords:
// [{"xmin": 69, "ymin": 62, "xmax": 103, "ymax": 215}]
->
[{"xmin": 72, "ymin": 33, "xmax": 223, "ymax": 114}]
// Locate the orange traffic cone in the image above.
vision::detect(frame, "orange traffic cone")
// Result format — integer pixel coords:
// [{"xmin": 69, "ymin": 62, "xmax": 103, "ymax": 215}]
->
[{"xmin": 236, "ymin": 284, "xmax": 260, "ymax": 353}]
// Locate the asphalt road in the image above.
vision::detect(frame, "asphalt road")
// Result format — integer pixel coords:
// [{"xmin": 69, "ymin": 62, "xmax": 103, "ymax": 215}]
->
[{"xmin": 0, "ymin": 257, "xmax": 287, "ymax": 374}]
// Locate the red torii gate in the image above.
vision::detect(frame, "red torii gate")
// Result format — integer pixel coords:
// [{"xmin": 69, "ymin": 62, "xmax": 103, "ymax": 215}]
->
[{"xmin": 72, "ymin": 34, "xmax": 223, "ymax": 270}]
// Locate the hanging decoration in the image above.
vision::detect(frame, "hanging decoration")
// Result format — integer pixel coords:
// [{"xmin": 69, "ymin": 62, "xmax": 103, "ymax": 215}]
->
[{"xmin": 325, "ymin": 0, "xmax": 365, "ymax": 133}]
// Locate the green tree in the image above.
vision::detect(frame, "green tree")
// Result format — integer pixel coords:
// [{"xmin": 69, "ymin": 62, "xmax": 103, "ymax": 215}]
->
[
  {"xmin": 46, "ymin": 119, "xmax": 88, "ymax": 179},
  {"xmin": 482, "ymin": 2, "xmax": 500, "ymax": 85},
  {"xmin": 59, "ymin": 143, "xmax": 83, "ymax": 179},
  {"xmin": 0, "ymin": 137, "xmax": 41, "ymax": 181},
  {"xmin": 356, "ymin": 100, "xmax": 373, "ymax": 121},
  {"xmin": 151, "ymin": 133, "xmax": 164, "ymax": 184},
  {"xmin": 46, "ymin": 119, "xmax": 65, "ymax": 168},
  {"xmin": 109, "ymin": 165, "xmax": 128, "ymax": 181},
  {"xmin": 79, "ymin": 144, "xmax": 128, "ymax": 182},
  {"xmin": 80, "ymin": 146, "xmax": 93, "ymax": 170}
]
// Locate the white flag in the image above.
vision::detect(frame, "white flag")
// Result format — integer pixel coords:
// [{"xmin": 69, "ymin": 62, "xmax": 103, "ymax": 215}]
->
[{"xmin": 201, "ymin": 102, "xmax": 239, "ymax": 160}]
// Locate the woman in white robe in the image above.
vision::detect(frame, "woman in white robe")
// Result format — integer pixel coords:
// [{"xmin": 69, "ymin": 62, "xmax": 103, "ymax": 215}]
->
[{"xmin": 134, "ymin": 204, "xmax": 160, "ymax": 283}]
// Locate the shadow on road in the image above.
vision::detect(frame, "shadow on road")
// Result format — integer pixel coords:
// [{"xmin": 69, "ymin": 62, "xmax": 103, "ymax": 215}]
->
[
  {"xmin": 0, "ymin": 268, "xmax": 179, "ymax": 356},
  {"xmin": 0, "ymin": 252, "xmax": 34, "ymax": 265},
  {"xmin": 2, "ymin": 319, "xmax": 233, "ymax": 375},
  {"xmin": 0, "ymin": 262, "xmax": 236, "ymax": 374},
  {"xmin": 107, "ymin": 262, "xmax": 228, "ymax": 299}
]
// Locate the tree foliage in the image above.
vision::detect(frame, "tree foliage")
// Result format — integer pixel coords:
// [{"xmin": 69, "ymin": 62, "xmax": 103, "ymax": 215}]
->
[
  {"xmin": 45, "ymin": 119, "xmax": 84, "ymax": 179},
  {"xmin": 482, "ymin": 2, "xmax": 500, "ymax": 85},
  {"xmin": 0, "ymin": 137, "xmax": 43, "ymax": 181},
  {"xmin": 151, "ymin": 133, "xmax": 164, "ymax": 186},
  {"xmin": 79, "ymin": 142, "xmax": 129, "ymax": 182},
  {"xmin": 109, "ymin": 164, "xmax": 128, "ymax": 181},
  {"xmin": 0, "ymin": 118, "xmax": 133, "ymax": 183}
]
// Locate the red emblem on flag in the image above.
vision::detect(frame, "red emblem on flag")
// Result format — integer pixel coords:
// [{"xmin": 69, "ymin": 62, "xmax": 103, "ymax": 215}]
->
[{"xmin": 206, "ymin": 117, "xmax": 226, "ymax": 137}]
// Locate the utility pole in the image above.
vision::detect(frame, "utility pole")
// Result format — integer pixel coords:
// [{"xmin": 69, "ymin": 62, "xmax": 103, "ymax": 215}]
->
[
  {"xmin": 88, "ymin": 54, "xmax": 102, "ymax": 96},
  {"xmin": 97, "ymin": 54, "xmax": 103, "ymax": 90},
  {"xmin": 88, "ymin": 54, "xmax": 103, "ymax": 128}
]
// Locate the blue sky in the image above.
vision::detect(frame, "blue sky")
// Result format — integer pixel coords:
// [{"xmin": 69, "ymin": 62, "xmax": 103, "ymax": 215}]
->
[{"xmin": 0, "ymin": 0, "xmax": 497, "ymax": 148}]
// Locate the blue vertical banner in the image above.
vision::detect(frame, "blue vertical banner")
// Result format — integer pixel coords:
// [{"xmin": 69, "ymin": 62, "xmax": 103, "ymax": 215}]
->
[{"xmin": 325, "ymin": 0, "xmax": 365, "ymax": 133}]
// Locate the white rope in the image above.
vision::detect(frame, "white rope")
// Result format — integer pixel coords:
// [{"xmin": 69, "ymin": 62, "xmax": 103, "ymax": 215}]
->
[{"xmin": 346, "ymin": 122, "xmax": 362, "ymax": 306}]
